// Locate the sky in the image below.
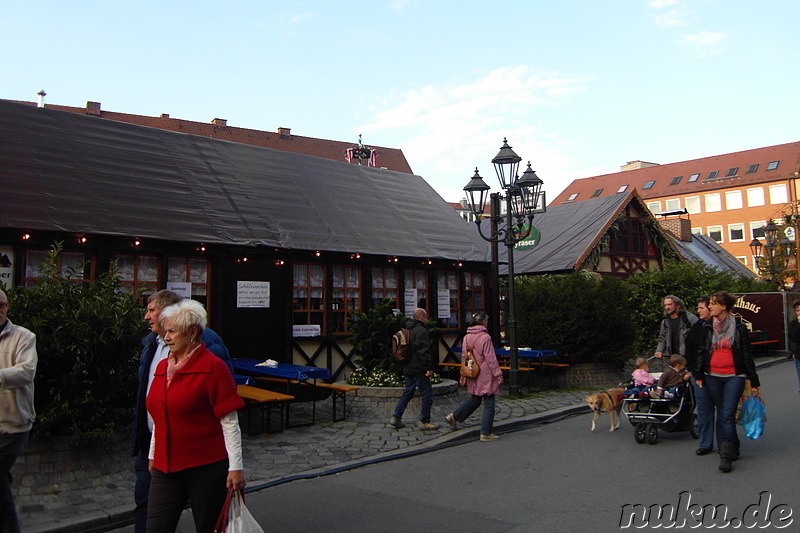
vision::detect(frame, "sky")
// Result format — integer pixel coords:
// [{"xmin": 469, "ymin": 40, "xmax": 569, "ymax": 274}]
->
[{"xmin": 3, "ymin": 0, "xmax": 800, "ymax": 204}]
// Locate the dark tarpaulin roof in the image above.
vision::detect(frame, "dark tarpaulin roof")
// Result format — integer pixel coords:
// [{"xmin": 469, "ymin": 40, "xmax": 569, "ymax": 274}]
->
[
  {"xmin": 0, "ymin": 101, "xmax": 489, "ymax": 262},
  {"xmin": 670, "ymin": 233, "xmax": 758, "ymax": 278},
  {"xmin": 500, "ymin": 193, "xmax": 634, "ymax": 274}
]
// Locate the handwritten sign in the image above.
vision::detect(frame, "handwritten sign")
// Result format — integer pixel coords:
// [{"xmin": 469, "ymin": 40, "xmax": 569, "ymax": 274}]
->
[
  {"xmin": 293, "ymin": 324, "xmax": 321, "ymax": 337},
  {"xmin": 166, "ymin": 281, "xmax": 191, "ymax": 299},
  {"xmin": 236, "ymin": 281, "xmax": 270, "ymax": 308}
]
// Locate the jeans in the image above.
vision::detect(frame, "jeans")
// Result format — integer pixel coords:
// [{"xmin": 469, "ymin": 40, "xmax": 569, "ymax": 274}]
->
[
  {"xmin": 703, "ymin": 375, "xmax": 745, "ymax": 446},
  {"xmin": 0, "ymin": 431, "xmax": 29, "ymax": 533},
  {"xmin": 134, "ymin": 454, "xmax": 151, "ymax": 533},
  {"xmin": 453, "ymin": 394, "xmax": 496, "ymax": 435},
  {"xmin": 795, "ymin": 357, "xmax": 800, "ymax": 392},
  {"xmin": 691, "ymin": 378, "xmax": 714, "ymax": 450},
  {"xmin": 393, "ymin": 375, "xmax": 433, "ymax": 423}
]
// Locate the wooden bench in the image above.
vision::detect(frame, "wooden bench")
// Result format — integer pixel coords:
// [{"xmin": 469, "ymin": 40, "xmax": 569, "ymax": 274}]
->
[
  {"xmin": 237, "ymin": 385, "xmax": 294, "ymax": 435},
  {"xmin": 254, "ymin": 377, "xmax": 357, "ymax": 423},
  {"xmin": 438, "ymin": 361, "xmax": 537, "ymax": 392}
]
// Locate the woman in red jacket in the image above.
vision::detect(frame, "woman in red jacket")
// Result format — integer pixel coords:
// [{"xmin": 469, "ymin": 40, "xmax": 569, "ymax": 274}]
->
[{"xmin": 146, "ymin": 299, "xmax": 245, "ymax": 533}]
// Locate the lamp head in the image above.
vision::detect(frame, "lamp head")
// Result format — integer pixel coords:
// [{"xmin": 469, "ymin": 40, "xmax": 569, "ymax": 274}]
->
[
  {"xmin": 491, "ymin": 138, "xmax": 522, "ymax": 190},
  {"xmin": 463, "ymin": 168, "xmax": 490, "ymax": 220}
]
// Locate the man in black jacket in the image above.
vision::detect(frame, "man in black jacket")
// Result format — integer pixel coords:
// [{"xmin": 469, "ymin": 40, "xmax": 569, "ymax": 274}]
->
[
  {"xmin": 389, "ymin": 308, "xmax": 439, "ymax": 430},
  {"xmin": 787, "ymin": 300, "xmax": 800, "ymax": 393}
]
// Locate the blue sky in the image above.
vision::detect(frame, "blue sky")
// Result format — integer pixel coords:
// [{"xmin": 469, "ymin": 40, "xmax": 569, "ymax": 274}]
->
[{"xmin": 3, "ymin": 0, "xmax": 800, "ymax": 203}]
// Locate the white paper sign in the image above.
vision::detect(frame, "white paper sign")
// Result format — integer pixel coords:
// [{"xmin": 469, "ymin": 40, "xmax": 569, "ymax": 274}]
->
[
  {"xmin": 166, "ymin": 281, "xmax": 191, "ymax": 299},
  {"xmin": 0, "ymin": 246, "xmax": 14, "ymax": 289},
  {"xmin": 236, "ymin": 281, "xmax": 270, "ymax": 308},
  {"xmin": 437, "ymin": 289, "xmax": 451, "ymax": 319},
  {"xmin": 293, "ymin": 324, "xmax": 321, "ymax": 337},
  {"xmin": 404, "ymin": 288, "xmax": 417, "ymax": 316}
]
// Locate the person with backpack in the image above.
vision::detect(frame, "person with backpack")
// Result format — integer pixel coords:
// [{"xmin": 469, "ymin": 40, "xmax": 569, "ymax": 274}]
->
[
  {"xmin": 444, "ymin": 312, "xmax": 503, "ymax": 441},
  {"xmin": 654, "ymin": 295, "xmax": 698, "ymax": 360},
  {"xmin": 389, "ymin": 308, "xmax": 439, "ymax": 430}
]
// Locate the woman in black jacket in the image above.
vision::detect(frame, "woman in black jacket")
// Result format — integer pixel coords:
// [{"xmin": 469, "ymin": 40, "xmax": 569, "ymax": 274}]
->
[{"xmin": 694, "ymin": 291, "xmax": 760, "ymax": 473}]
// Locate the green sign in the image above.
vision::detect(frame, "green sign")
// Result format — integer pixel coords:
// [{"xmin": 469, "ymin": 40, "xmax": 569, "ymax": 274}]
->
[{"xmin": 515, "ymin": 224, "xmax": 540, "ymax": 251}]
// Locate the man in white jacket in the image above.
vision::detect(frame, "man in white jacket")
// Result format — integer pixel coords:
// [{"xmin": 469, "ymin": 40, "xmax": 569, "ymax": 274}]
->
[{"xmin": 0, "ymin": 289, "xmax": 37, "ymax": 533}]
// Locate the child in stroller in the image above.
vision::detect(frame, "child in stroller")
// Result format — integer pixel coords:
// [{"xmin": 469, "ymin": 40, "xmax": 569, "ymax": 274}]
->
[
  {"xmin": 648, "ymin": 355, "xmax": 690, "ymax": 400},
  {"xmin": 626, "ymin": 357, "xmax": 657, "ymax": 399}
]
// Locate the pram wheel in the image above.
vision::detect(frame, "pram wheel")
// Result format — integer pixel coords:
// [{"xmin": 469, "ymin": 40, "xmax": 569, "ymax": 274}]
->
[
  {"xmin": 647, "ymin": 424, "xmax": 659, "ymax": 445},
  {"xmin": 634, "ymin": 423, "xmax": 647, "ymax": 444},
  {"xmin": 688, "ymin": 413, "xmax": 698, "ymax": 439}
]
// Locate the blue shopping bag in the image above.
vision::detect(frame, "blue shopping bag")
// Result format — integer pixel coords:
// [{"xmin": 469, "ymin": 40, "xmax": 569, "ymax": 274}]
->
[{"xmin": 740, "ymin": 395, "xmax": 766, "ymax": 440}]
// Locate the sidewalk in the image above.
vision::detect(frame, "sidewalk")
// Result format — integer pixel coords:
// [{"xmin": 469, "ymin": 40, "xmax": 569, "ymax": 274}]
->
[{"xmin": 13, "ymin": 356, "xmax": 785, "ymax": 533}]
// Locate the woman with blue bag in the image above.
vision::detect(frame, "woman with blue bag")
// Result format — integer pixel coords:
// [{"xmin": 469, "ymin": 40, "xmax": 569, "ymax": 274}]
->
[{"xmin": 694, "ymin": 291, "xmax": 760, "ymax": 473}]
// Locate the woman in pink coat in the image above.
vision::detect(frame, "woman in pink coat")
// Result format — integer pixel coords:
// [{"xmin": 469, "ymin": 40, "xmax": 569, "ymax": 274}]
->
[{"xmin": 444, "ymin": 312, "xmax": 504, "ymax": 441}]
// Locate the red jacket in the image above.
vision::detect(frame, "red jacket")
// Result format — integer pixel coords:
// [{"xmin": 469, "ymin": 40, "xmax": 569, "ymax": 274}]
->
[{"xmin": 146, "ymin": 344, "xmax": 244, "ymax": 473}]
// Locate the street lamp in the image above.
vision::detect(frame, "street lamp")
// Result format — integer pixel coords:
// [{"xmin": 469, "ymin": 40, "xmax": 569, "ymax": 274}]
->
[
  {"xmin": 463, "ymin": 138, "xmax": 545, "ymax": 396},
  {"xmin": 749, "ymin": 220, "xmax": 794, "ymax": 288}
]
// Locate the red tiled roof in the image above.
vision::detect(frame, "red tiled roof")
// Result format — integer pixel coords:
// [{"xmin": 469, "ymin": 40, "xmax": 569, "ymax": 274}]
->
[
  {"xmin": 7, "ymin": 100, "xmax": 414, "ymax": 174},
  {"xmin": 551, "ymin": 141, "xmax": 800, "ymax": 205}
]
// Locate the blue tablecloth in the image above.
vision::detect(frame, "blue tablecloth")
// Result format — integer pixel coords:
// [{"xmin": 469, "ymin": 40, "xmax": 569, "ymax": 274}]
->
[
  {"xmin": 451, "ymin": 347, "xmax": 557, "ymax": 358},
  {"xmin": 232, "ymin": 358, "xmax": 331, "ymax": 381}
]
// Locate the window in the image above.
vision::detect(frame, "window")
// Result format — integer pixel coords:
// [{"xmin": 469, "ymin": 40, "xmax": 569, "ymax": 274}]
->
[
  {"xmin": 767, "ymin": 160, "xmax": 780, "ymax": 171},
  {"xmin": 617, "ymin": 185, "xmax": 629, "ymax": 193},
  {"xmin": 293, "ymin": 263, "xmax": 325, "ymax": 330},
  {"xmin": 685, "ymin": 196, "xmax": 701, "ymax": 214},
  {"xmin": 726, "ymin": 167, "xmax": 739, "ymax": 177},
  {"xmin": 707, "ymin": 226, "xmax": 723, "ymax": 243},
  {"xmin": 688, "ymin": 173, "xmax": 701, "ymax": 183},
  {"xmin": 704, "ymin": 193, "xmax": 722, "ymax": 212},
  {"xmin": 665, "ymin": 198, "xmax": 681, "ymax": 211},
  {"xmin": 436, "ymin": 271, "xmax": 460, "ymax": 328},
  {"xmin": 725, "ymin": 190, "xmax": 743, "ymax": 210},
  {"xmin": 567, "ymin": 193, "xmax": 578, "ymax": 201},
  {"xmin": 746, "ymin": 187, "xmax": 765, "ymax": 207},
  {"xmin": 168, "ymin": 257, "xmax": 210, "ymax": 306},
  {"xmin": 591, "ymin": 188, "xmax": 604, "ymax": 198},
  {"xmin": 116, "ymin": 254, "xmax": 159, "ymax": 294},
  {"xmin": 646, "ymin": 201, "xmax": 661, "ymax": 214},
  {"xmin": 643, "ymin": 180, "xmax": 655, "ymax": 190},
  {"xmin": 736, "ymin": 257, "xmax": 747, "ymax": 266},
  {"xmin": 728, "ymin": 223, "xmax": 745, "ymax": 242},
  {"xmin": 669, "ymin": 176, "xmax": 682, "ymax": 186},
  {"xmin": 769, "ymin": 184, "xmax": 788, "ymax": 204},
  {"xmin": 463, "ymin": 272, "xmax": 484, "ymax": 324},
  {"xmin": 371, "ymin": 267, "xmax": 399, "ymax": 308},
  {"xmin": 706, "ymin": 171, "xmax": 719, "ymax": 180},
  {"xmin": 24, "ymin": 249, "xmax": 93, "ymax": 287},
  {"xmin": 746, "ymin": 164, "xmax": 759, "ymax": 174},
  {"xmin": 750, "ymin": 221, "xmax": 766, "ymax": 239},
  {"xmin": 404, "ymin": 269, "xmax": 428, "ymax": 310},
  {"xmin": 331, "ymin": 265, "xmax": 361, "ymax": 334},
  {"xmin": 691, "ymin": 227, "xmax": 702, "ymax": 235},
  {"xmin": 611, "ymin": 218, "xmax": 647, "ymax": 255}
]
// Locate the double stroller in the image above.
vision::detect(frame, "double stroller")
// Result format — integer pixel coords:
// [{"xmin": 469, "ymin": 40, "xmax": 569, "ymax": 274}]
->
[{"xmin": 622, "ymin": 369, "xmax": 698, "ymax": 445}]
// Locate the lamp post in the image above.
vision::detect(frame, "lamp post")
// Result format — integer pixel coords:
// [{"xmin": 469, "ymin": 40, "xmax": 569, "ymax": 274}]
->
[
  {"xmin": 749, "ymin": 219, "xmax": 794, "ymax": 288},
  {"xmin": 463, "ymin": 138, "xmax": 545, "ymax": 397}
]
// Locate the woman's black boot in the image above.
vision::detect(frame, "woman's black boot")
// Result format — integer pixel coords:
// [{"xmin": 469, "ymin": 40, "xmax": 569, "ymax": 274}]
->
[{"xmin": 719, "ymin": 441, "xmax": 735, "ymax": 473}]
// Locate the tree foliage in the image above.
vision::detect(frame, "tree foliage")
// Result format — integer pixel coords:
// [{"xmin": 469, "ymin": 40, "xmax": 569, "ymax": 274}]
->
[{"xmin": 5, "ymin": 242, "xmax": 148, "ymax": 442}]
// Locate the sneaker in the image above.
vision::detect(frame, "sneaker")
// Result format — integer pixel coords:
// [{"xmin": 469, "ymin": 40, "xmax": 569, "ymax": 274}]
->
[
  {"xmin": 416, "ymin": 421, "xmax": 439, "ymax": 430},
  {"xmin": 444, "ymin": 413, "xmax": 457, "ymax": 431},
  {"xmin": 388, "ymin": 416, "xmax": 405, "ymax": 429},
  {"xmin": 480, "ymin": 433, "xmax": 500, "ymax": 442}
]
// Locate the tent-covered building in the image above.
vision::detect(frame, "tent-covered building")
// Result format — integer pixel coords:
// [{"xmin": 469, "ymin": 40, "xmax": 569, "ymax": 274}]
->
[{"xmin": 0, "ymin": 100, "xmax": 491, "ymax": 378}]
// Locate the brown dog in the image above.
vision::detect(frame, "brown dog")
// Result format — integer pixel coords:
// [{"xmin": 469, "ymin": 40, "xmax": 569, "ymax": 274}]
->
[{"xmin": 585, "ymin": 388, "xmax": 625, "ymax": 432}]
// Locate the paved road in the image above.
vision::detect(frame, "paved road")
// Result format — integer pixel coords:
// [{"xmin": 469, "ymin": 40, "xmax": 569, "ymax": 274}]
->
[{"xmin": 153, "ymin": 360, "xmax": 797, "ymax": 532}]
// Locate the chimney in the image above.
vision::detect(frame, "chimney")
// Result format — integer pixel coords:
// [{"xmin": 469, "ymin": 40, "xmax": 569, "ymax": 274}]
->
[
  {"xmin": 160, "ymin": 113, "xmax": 170, "ymax": 118},
  {"xmin": 86, "ymin": 101, "xmax": 102, "ymax": 116},
  {"xmin": 621, "ymin": 160, "xmax": 659, "ymax": 171},
  {"xmin": 211, "ymin": 118, "xmax": 227, "ymax": 127},
  {"xmin": 658, "ymin": 217, "xmax": 692, "ymax": 242},
  {"xmin": 278, "ymin": 127, "xmax": 292, "ymax": 139},
  {"xmin": 36, "ymin": 90, "xmax": 46, "ymax": 108}
]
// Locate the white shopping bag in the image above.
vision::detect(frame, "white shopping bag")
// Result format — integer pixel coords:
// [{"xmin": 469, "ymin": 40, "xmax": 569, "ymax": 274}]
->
[{"xmin": 214, "ymin": 488, "xmax": 264, "ymax": 533}]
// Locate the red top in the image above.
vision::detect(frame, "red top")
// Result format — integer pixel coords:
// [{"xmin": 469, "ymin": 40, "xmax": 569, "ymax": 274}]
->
[
  {"xmin": 710, "ymin": 346, "xmax": 736, "ymax": 375},
  {"xmin": 146, "ymin": 344, "xmax": 244, "ymax": 473}
]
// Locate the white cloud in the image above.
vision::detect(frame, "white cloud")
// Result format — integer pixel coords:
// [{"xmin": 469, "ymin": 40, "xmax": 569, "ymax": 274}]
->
[
  {"xmin": 648, "ymin": 0, "xmax": 690, "ymax": 28},
  {"xmin": 648, "ymin": 0, "xmax": 679, "ymax": 8},
  {"xmin": 681, "ymin": 31, "xmax": 726, "ymax": 56},
  {"xmin": 357, "ymin": 66, "xmax": 590, "ymax": 201}
]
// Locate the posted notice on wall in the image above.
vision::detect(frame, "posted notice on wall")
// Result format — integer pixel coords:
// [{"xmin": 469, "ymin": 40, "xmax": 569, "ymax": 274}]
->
[
  {"xmin": 437, "ymin": 289, "xmax": 451, "ymax": 319},
  {"xmin": 404, "ymin": 289, "xmax": 417, "ymax": 316},
  {"xmin": 293, "ymin": 324, "xmax": 321, "ymax": 337},
  {"xmin": 166, "ymin": 281, "xmax": 191, "ymax": 299},
  {"xmin": 0, "ymin": 245, "xmax": 14, "ymax": 289},
  {"xmin": 236, "ymin": 281, "xmax": 270, "ymax": 308}
]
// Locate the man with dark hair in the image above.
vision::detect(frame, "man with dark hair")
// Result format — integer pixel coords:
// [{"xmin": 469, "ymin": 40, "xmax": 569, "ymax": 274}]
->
[
  {"xmin": 686, "ymin": 296, "xmax": 714, "ymax": 455},
  {"xmin": 130, "ymin": 290, "xmax": 233, "ymax": 533},
  {"xmin": 389, "ymin": 308, "xmax": 439, "ymax": 430},
  {"xmin": 654, "ymin": 295, "xmax": 698, "ymax": 359},
  {"xmin": 0, "ymin": 289, "xmax": 37, "ymax": 533}
]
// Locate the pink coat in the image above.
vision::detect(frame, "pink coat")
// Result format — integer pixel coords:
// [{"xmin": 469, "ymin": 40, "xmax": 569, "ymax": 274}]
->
[{"xmin": 462, "ymin": 325, "xmax": 502, "ymax": 396}]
